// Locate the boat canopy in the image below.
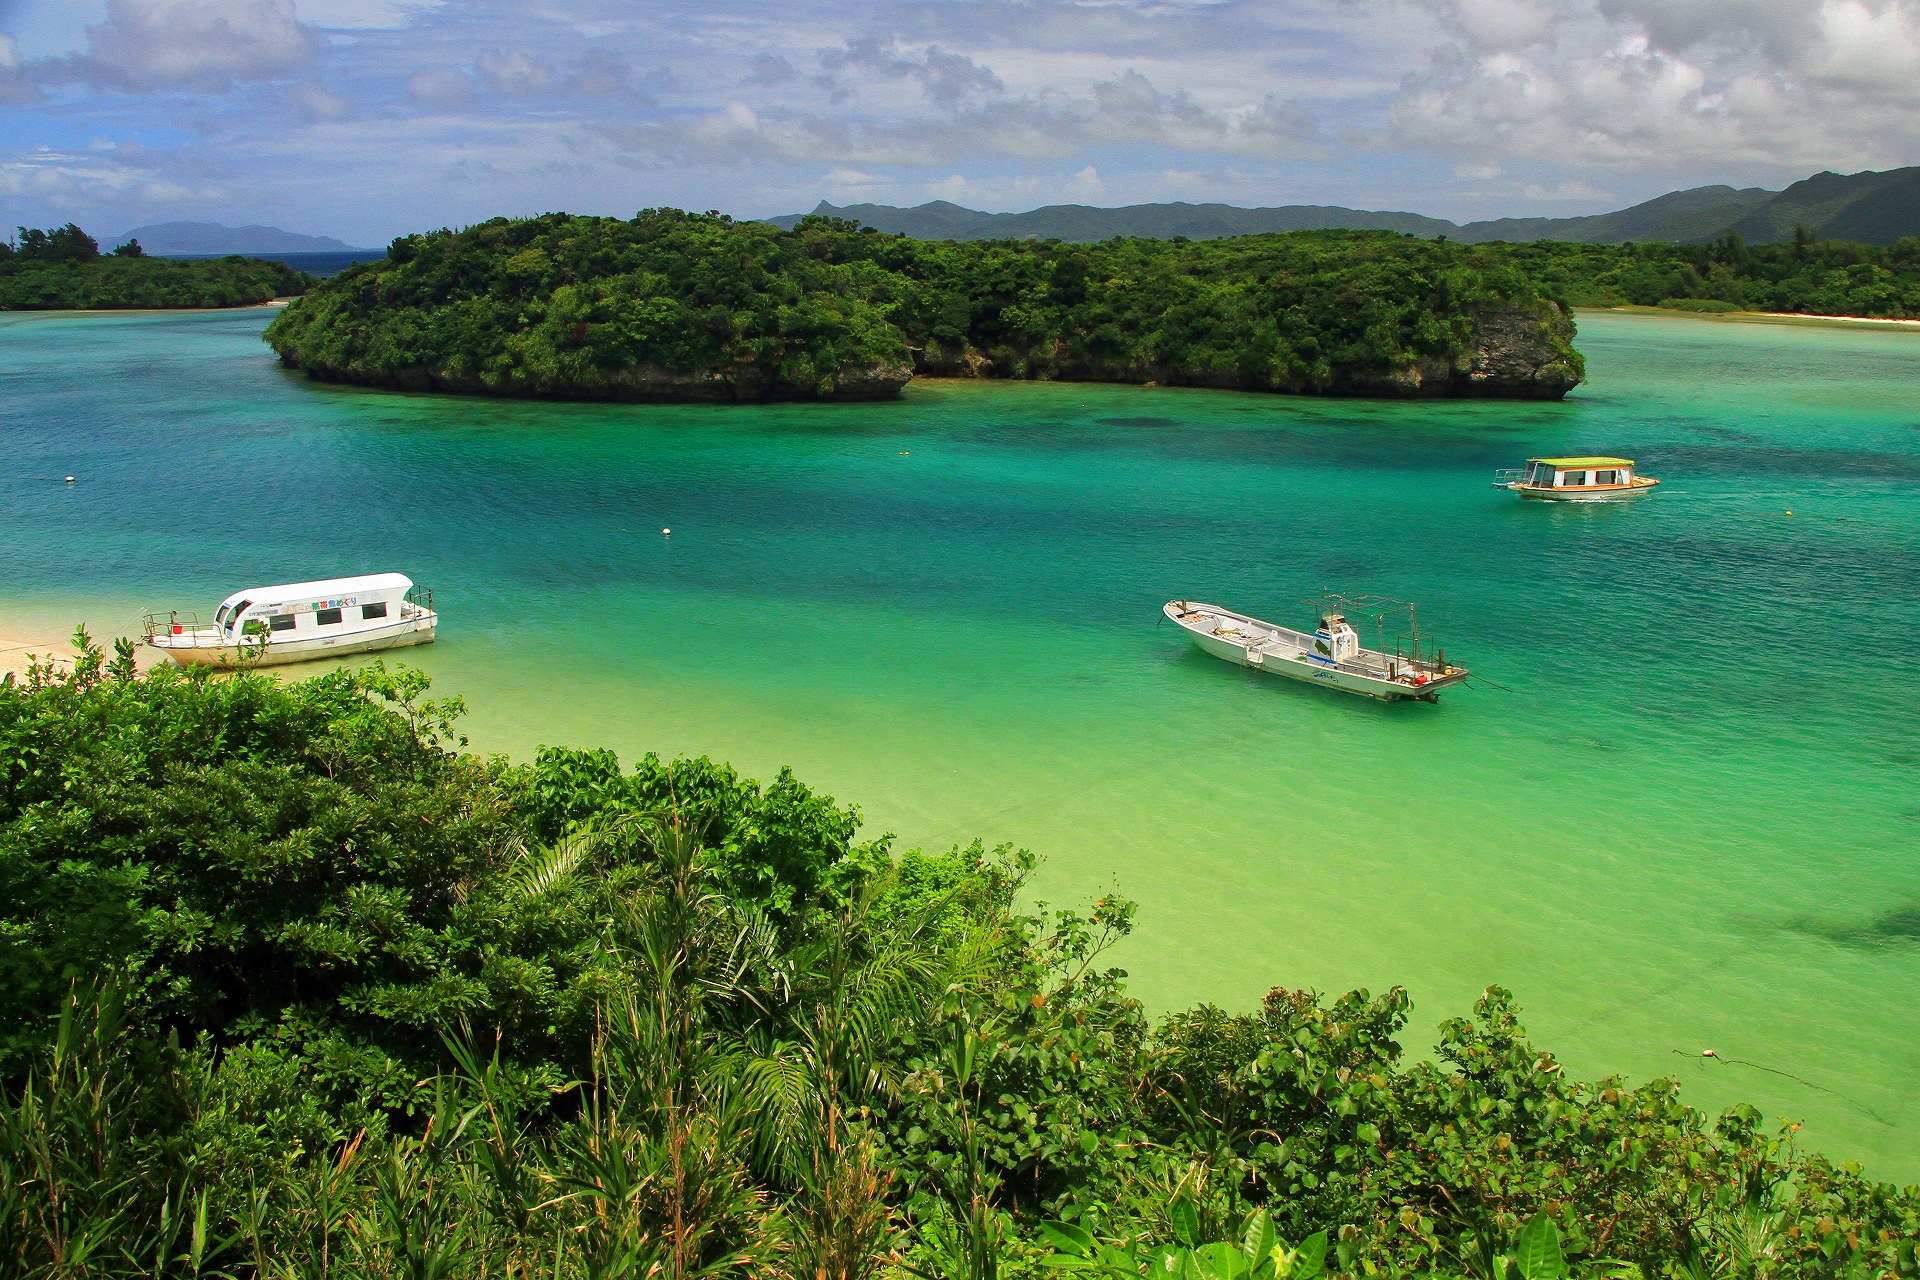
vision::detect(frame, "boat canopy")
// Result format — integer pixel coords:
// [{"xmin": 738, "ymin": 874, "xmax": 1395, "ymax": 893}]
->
[
  {"xmin": 1528, "ymin": 456, "xmax": 1634, "ymax": 469},
  {"xmin": 216, "ymin": 573, "xmax": 414, "ymax": 614}
]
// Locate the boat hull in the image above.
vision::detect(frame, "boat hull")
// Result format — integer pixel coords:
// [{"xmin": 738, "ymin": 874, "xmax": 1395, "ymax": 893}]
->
[
  {"xmin": 149, "ymin": 615, "xmax": 437, "ymax": 668},
  {"xmin": 1165, "ymin": 602, "xmax": 1467, "ymax": 702},
  {"xmin": 1498, "ymin": 478, "xmax": 1660, "ymax": 501}
]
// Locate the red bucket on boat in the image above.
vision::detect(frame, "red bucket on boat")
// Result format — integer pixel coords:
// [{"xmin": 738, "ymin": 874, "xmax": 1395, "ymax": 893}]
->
[{"xmin": 171, "ymin": 624, "xmax": 183, "ymax": 635}]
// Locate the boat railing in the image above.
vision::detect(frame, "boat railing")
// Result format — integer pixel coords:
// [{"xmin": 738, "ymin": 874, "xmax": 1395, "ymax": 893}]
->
[
  {"xmin": 404, "ymin": 585, "xmax": 434, "ymax": 616},
  {"xmin": 1492, "ymin": 467, "xmax": 1526, "ymax": 485},
  {"xmin": 142, "ymin": 610, "xmax": 211, "ymax": 643}
]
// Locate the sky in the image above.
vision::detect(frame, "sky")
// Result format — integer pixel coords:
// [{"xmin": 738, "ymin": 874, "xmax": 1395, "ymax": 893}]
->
[{"xmin": 2, "ymin": 0, "xmax": 1919, "ymax": 245}]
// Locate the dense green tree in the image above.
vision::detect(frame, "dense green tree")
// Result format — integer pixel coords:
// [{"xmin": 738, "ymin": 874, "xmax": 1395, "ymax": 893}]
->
[
  {"xmin": 12, "ymin": 223, "xmax": 99, "ymax": 263},
  {"xmin": 4, "ymin": 634, "xmax": 1918, "ymax": 1279},
  {"xmin": 266, "ymin": 212, "xmax": 1585, "ymax": 403},
  {"xmin": 0, "ymin": 250, "xmax": 314, "ymax": 309},
  {"xmin": 1489, "ymin": 237, "xmax": 1920, "ymax": 316}
]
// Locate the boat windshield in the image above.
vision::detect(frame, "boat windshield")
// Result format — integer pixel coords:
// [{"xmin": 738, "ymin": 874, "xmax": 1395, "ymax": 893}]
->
[{"xmin": 225, "ymin": 600, "xmax": 252, "ymax": 635}]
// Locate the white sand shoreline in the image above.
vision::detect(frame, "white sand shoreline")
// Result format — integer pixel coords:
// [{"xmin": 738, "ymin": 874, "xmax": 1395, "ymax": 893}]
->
[
  {"xmin": 1581, "ymin": 305, "xmax": 1920, "ymax": 331},
  {"xmin": 0, "ymin": 629, "xmax": 167, "ymax": 681}
]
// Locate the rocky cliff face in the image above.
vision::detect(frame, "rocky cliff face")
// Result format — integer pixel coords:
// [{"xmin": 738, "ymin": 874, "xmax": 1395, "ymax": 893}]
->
[
  {"xmin": 279, "ymin": 356, "xmax": 914, "ymax": 403},
  {"xmin": 1419, "ymin": 303, "xmax": 1585, "ymax": 399},
  {"xmin": 908, "ymin": 303, "xmax": 1585, "ymax": 401}
]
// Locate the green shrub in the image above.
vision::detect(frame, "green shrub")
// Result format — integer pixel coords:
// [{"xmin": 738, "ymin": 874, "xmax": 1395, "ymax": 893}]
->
[
  {"xmin": 1655, "ymin": 298, "xmax": 1745, "ymax": 313},
  {"xmin": 3, "ymin": 632, "xmax": 1918, "ymax": 1279}
]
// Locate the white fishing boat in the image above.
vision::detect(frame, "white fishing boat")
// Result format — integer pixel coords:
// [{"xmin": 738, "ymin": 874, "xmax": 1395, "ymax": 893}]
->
[
  {"xmin": 1492, "ymin": 456, "xmax": 1659, "ymax": 500},
  {"xmin": 1164, "ymin": 594, "xmax": 1468, "ymax": 702},
  {"xmin": 144, "ymin": 573, "xmax": 436, "ymax": 668}
]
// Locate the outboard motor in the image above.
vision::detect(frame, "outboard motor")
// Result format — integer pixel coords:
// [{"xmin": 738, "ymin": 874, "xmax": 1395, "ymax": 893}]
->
[{"xmin": 1312, "ymin": 613, "xmax": 1360, "ymax": 665}]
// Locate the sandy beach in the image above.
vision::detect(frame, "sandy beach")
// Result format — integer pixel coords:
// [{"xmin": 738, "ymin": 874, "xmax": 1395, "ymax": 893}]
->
[
  {"xmin": 0, "ymin": 629, "xmax": 167, "ymax": 682},
  {"xmin": 1588, "ymin": 305, "xmax": 1920, "ymax": 332}
]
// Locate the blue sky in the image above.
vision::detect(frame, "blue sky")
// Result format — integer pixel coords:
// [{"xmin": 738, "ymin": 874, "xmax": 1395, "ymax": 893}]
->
[{"xmin": 3, "ymin": 0, "xmax": 1919, "ymax": 245}]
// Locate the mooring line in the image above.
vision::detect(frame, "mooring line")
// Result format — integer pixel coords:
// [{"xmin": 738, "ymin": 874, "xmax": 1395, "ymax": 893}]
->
[{"xmin": 1671, "ymin": 1048, "xmax": 1896, "ymax": 1128}]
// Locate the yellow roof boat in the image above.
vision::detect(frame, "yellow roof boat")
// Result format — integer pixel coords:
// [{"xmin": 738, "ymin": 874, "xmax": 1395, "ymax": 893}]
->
[
  {"xmin": 1492, "ymin": 457, "xmax": 1660, "ymax": 501},
  {"xmin": 1527, "ymin": 456, "xmax": 1635, "ymax": 468}
]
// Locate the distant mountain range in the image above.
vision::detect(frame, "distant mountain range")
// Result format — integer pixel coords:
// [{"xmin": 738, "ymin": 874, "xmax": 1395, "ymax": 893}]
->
[
  {"xmin": 110, "ymin": 221, "xmax": 369, "ymax": 255},
  {"xmin": 770, "ymin": 166, "xmax": 1920, "ymax": 246}
]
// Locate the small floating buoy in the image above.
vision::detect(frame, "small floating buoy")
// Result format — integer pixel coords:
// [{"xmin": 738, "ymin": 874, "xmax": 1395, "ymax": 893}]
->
[
  {"xmin": 898, "ymin": 450, "xmax": 909, "ymax": 456},
  {"xmin": 64, "ymin": 476, "xmax": 75, "ymax": 483},
  {"xmin": 1702, "ymin": 1048, "xmax": 1716, "ymax": 1058},
  {"xmin": 1785, "ymin": 510, "xmax": 1793, "ymax": 516},
  {"xmin": 662, "ymin": 527, "xmax": 671, "ymax": 536}
]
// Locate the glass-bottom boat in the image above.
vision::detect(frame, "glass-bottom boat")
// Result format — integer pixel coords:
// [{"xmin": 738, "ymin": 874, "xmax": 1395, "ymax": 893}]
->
[
  {"xmin": 1493, "ymin": 456, "xmax": 1659, "ymax": 500},
  {"xmin": 144, "ymin": 573, "xmax": 436, "ymax": 667}
]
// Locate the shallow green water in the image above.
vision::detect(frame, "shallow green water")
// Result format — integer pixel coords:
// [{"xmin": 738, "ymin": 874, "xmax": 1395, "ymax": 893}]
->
[{"xmin": 5, "ymin": 308, "xmax": 1919, "ymax": 1174}]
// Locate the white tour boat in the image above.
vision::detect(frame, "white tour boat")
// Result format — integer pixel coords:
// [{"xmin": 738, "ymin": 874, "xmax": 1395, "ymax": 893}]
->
[
  {"xmin": 1164, "ymin": 594, "xmax": 1468, "ymax": 702},
  {"xmin": 144, "ymin": 573, "xmax": 436, "ymax": 668}
]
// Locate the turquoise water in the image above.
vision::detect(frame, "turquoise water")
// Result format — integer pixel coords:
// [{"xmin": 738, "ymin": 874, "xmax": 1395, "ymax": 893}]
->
[{"xmin": 4, "ymin": 308, "xmax": 1919, "ymax": 1175}]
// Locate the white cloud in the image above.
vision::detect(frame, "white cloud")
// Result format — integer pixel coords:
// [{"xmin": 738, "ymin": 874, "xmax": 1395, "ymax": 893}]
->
[
  {"xmin": 295, "ymin": 0, "xmax": 440, "ymax": 30},
  {"xmin": 816, "ymin": 36, "xmax": 1004, "ymax": 110},
  {"xmin": 1383, "ymin": 0, "xmax": 1920, "ymax": 169},
  {"xmin": 0, "ymin": 147, "xmax": 226, "ymax": 209},
  {"xmin": 603, "ymin": 68, "xmax": 1320, "ymax": 170},
  {"xmin": 6, "ymin": 0, "xmax": 1918, "ymax": 241},
  {"xmin": 81, "ymin": 0, "xmax": 316, "ymax": 91},
  {"xmin": 407, "ymin": 64, "xmax": 473, "ymax": 106},
  {"xmin": 1809, "ymin": 0, "xmax": 1920, "ymax": 93},
  {"xmin": 289, "ymin": 79, "xmax": 354, "ymax": 120},
  {"xmin": 476, "ymin": 48, "xmax": 553, "ymax": 96},
  {"xmin": 1522, "ymin": 178, "xmax": 1610, "ymax": 200},
  {"xmin": 0, "ymin": 33, "xmax": 43, "ymax": 104}
]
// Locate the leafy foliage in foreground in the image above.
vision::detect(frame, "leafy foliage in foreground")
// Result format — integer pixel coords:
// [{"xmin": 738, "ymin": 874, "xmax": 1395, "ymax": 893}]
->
[
  {"xmin": 2, "ymin": 633, "xmax": 1917, "ymax": 1279},
  {"xmin": 262, "ymin": 210, "xmax": 1583, "ymax": 402}
]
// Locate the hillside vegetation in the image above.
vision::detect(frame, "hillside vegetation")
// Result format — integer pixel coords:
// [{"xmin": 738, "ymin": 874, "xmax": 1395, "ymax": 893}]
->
[
  {"xmin": 3, "ymin": 636, "xmax": 1918, "ymax": 1278},
  {"xmin": 0, "ymin": 222, "xmax": 315, "ymax": 310},
  {"xmin": 775, "ymin": 166, "xmax": 1920, "ymax": 247},
  {"xmin": 1503, "ymin": 233, "xmax": 1920, "ymax": 317},
  {"xmin": 263, "ymin": 209, "xmax": 1584, "ymax": 402}
]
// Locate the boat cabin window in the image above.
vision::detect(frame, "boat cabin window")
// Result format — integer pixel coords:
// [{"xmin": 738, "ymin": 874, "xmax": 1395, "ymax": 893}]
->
[
  {"xmin": 1526, "ymin": 462, "xmax": 1553, "ymax": 485},
  {"xmin": 225, "ymin": 600, "xmax": 252, "ymax": 634},
  {"xmin": 1594, "ymin": 469, "xmax": 1618, "ymax": 485},
  {"xmin": 1559, "ymin": 470, "xmax": 1588, "ymax": 487},
  {"xmin": 269, "ymin": 614, "xmax": 296, "ymax": 633},
  {"xmin": 361, "ymin": 601, "xmax": 388, "ymax": 621},
  {"xmin": 315, "ymin": 607, "xmax": 343, "ymax": 626}
]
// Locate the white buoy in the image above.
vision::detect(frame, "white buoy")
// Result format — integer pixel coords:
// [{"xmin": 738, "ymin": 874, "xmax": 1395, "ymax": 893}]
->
[
  {"xmin": 662, "ymin": 527, "xmax": 671, "ymax": 536},
  {"xmin": 64, "ymin": 476, "xmax": 75, "ymax": 483}
]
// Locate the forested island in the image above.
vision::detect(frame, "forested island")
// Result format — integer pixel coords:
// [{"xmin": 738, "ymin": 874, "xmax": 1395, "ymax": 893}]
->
[
  {"xmin": 263, "ymin": 210, "xmax": 1586, "ymax": 403},
  {"xmin": 4, "ymin": 636, "xmax": 1917, "ymax": 1278},
  {"xmin": 0, "ymin": 223, "xmax": 316, "ymax": 310},
  {"xmin": 1506, "ymin": 232, "xmax": 1920, "ymax": 317}
]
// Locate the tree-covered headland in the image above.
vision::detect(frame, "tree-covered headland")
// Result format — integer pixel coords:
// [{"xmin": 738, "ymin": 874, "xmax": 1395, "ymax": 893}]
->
[
  {"xmin": 0, "ymin": 223, "xmax": 316, "ymax": 310},
  {"xmin": 263, "ymin": 210, "xmax": 1586, "ymax": 403},
  {"xmin": 4, "ymin": 634, "xmax": 1917, "ymax": 1279},
  {"xmin": 1497, "ymin": 230, "xmax": 1920, "ymax": 317}
]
